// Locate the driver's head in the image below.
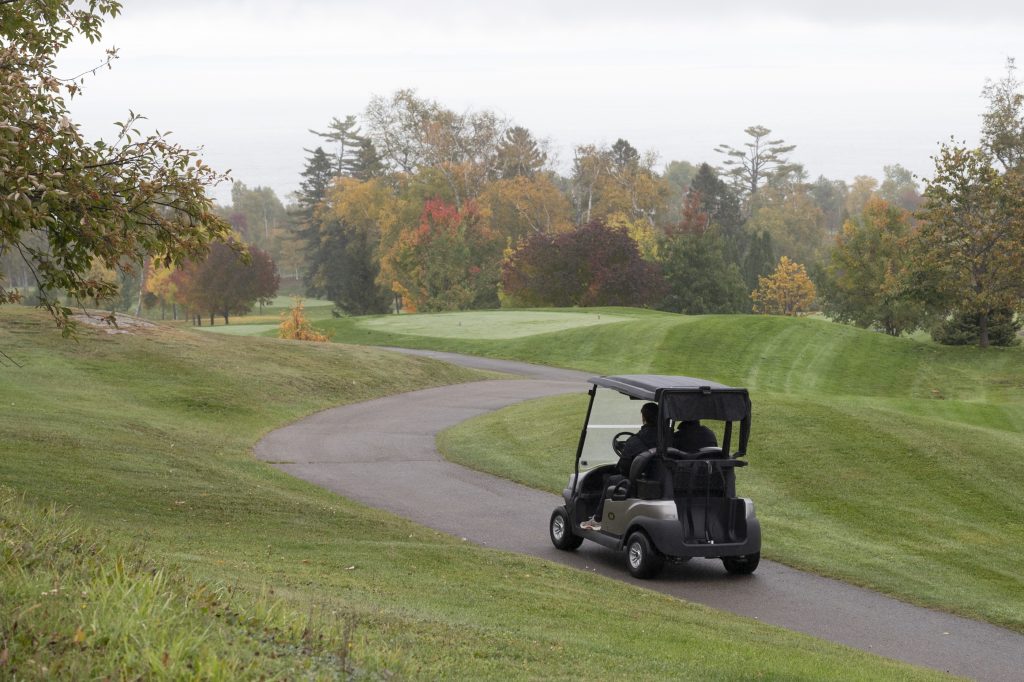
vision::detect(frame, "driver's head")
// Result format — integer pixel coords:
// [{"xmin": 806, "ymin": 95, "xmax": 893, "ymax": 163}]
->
[{"xmin": 641, "ymin": 402, "xmax": 658, "ymax": 425}]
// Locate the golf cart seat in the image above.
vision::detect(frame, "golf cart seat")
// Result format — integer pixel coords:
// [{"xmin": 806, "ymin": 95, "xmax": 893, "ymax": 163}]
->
[{"xmin": 609, "ymin": 449, "xmax": 673, "ymax": 501}]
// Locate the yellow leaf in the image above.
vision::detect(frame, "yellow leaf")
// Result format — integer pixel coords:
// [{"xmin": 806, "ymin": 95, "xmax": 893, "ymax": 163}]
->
[{"xmin": 73, "ymin": 627, "xmax": 86, "ymax": 644}]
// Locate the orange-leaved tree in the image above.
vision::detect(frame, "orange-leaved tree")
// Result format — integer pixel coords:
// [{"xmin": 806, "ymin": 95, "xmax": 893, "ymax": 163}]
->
[
  {"xmin": 278, "ymin": 298, "xmax": 329, "ymax": 342},
  {"xmin": 751, "ymin": 256, "xmax": 816, "ymax": 315}
]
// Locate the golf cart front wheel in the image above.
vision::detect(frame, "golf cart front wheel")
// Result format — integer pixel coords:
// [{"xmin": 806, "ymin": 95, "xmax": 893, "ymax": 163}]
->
[
  {"xmin": 722, "ymin": 552, "xmax": 760, "ymax": 575},
  {"xmin": 625, "ymin": 531, "xmax": 664, "ymax": 579},
  {"xmin": 550, "ymin": 507, "xmax": 583, "ymax": 551}
]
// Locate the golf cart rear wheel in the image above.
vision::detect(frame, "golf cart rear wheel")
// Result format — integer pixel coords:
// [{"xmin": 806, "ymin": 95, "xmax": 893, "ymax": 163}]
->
[
  {"xmin": 550, "ymin": 507, "xmax": 583, "ymax": 551},
  {"xmin": 625, "ymin": 531, "xmax": 664, "ymax": 579},
  {"xmin": 722, "ymin": 552, "xmax": 760, "ymax": 575}
]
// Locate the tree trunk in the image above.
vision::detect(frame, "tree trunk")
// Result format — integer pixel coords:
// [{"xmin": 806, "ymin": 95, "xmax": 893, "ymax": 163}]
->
[
  {"xmin": 223, "ymin": 311, "xmax": 229, "ymax": 324},
  {"xmin": 135, "ymin": 257, "xmax": 148, "ymax": 316},
  {"xmin": 979, "ymin": 311, "xmax": 990, "ymax": 348},
  {"xmin": 210, "ymin": 312, "xmax": 214, "ymax": 326}
]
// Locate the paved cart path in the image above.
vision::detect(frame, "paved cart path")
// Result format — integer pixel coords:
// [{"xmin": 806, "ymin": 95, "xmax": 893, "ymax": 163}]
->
[{"xmin": 255, "ymin": 349, "xmax": 1024, "ymax": 681}]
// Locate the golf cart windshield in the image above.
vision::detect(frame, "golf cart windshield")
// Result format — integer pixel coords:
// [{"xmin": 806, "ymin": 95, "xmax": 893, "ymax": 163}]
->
[{"xmin": 578, "ymin": 386, "xmax": 643, "ymax": 470}]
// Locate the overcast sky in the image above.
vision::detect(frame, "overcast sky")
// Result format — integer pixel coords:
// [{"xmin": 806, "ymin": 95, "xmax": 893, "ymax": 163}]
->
[{"xmin": 61, "ymin": 1, "xmax": 1024, "ymax": 205}]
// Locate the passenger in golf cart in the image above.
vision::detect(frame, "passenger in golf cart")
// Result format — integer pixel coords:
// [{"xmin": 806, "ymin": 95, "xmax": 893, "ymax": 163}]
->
[{"xmin": 549, "ymin": 375, "xmax": 761, "ymax": 579}]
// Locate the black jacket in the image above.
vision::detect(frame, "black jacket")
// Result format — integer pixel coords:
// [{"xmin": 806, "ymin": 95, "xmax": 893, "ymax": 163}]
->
[{"xmin": 618, "ymin": 424, "xmax": 658, "ymax": 476}]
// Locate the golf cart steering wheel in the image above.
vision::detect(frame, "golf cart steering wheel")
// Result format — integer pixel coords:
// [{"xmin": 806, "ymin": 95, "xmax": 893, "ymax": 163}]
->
[{"xmin": 612, "ymin": 431, "xmax": 634, "ymax": 456}]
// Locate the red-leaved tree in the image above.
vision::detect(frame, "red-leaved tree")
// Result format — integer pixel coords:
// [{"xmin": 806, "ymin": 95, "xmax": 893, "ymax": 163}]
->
[{"xmin": 502, "ymin": 221, "xmax": 663, "ymax": 307}]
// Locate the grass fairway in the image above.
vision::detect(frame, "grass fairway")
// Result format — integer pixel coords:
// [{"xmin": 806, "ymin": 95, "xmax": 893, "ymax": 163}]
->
[
  {"xmin": 360, "ymin": 310, "xmax": 631, "ymax": 339},
  {"xmin": 0, "ymin": 307, "xmax": 942, "ymax": 680},
  {"xmin": 318, "ymin": 308, "xmax": 1024, "ymax": 633}
]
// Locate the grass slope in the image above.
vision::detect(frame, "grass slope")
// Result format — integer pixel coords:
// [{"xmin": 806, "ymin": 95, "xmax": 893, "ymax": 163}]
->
[
  {"xmin": 0, "ymin": 308, "xmax": 941, "ymax": 680},
  {"xmin": 318, "ymin": 309, "xmax": 1024, "ymax": 632}
]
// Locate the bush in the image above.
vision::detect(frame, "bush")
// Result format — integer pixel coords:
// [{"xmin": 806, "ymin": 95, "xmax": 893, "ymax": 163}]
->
[{"xmin": 931, "ymin": 309, "xmax": 1021, "ymax": 346}]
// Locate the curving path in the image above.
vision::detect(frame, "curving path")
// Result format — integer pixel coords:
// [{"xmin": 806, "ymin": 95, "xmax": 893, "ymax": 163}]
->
[{"xmin": 255, "ymin": 349, "xmax": 1024, "ymax": 681}]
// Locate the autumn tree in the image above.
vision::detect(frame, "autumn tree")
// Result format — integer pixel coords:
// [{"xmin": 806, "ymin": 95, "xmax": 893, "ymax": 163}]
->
[
  {"xmin": 751, "ymin": 256, "xmax": 816, "ymax": 316},
  {"xmin": 384, "ymin": 199, "xmax": 503, "ymax": 312},
  {"xmin": 910, "ymin": 143, "xmax": 1024, "ymax": 347},
  {"xmin": 182, "ymin": 241, "xmax": 279, "ymax": 324},
  {"xmin": 0, "ymin": 0, "xmax": 231, "ymax": 334},
  {"xmin": 746, "ymin": 184, "xmax": 829, "ymax": 268},
  {"xmin": 715, "ymin": 125, "xmax": 797, "ymax": 200},
  {"xmin": 480, "ymin": 173, "xmax": 572, "ymax": 242},
  {"xmin": 501, "ymin": 220, "xmax": 662, "ymax": 308},
  {"xmin": 279, "ymin": 298, "xmax": 329, "ymax": 342},
  {"xmin": 845, "ymin": 175, "xmax": 879, "ymax": 219},
  {"xmin": 364, "ymin": 90, "xmax": 506, "ymax": 208},
  {"xmin": 821, "ymin": 197, "xmax": 926, "ymax": 336},
  {"xmin": 980, "ymin": 57, "xmax": 1024, "ymax": 171}
]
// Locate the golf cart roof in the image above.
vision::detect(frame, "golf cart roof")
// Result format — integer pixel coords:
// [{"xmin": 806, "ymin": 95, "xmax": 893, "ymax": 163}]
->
[{"xmin": 589, "ymin": 375, "xmax": 751, "ymax": 422}]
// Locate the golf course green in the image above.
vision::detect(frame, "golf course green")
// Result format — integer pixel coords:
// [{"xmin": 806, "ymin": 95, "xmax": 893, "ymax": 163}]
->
[{"xmin": 0, "ymin": 307, "xmax": 946, "ymax": 679}]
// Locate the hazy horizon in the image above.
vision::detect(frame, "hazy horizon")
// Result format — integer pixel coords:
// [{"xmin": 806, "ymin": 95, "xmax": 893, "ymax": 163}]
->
[{"xmin": 60, "ymin": 1, "xmax": 1024, "ymax": 204}]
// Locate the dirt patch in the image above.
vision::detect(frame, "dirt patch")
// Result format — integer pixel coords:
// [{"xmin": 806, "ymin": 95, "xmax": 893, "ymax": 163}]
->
[{"xmin": 71, "ymin": 312, "xmax": 156, "ymax": 335}]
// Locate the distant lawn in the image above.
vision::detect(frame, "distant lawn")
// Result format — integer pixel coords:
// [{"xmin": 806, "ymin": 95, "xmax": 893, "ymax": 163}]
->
[
  {"xmin": 360, "ymin": 310, "xmax": 631, "ymax": 339},
  {"xmin": 0, "ymin": 307, "xmax": 941, "ymax": 679},
  {"xmin": 317, "ymin": 308, "xmax": 1024, "ymax": 633}
]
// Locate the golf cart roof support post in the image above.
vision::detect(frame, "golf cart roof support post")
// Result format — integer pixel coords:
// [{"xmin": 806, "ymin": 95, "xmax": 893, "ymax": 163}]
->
[
  {"xmin": 722, "ymin": 421, "xmax": 733, "ymax": 457},
  {"xmin": 738, "ymin": 415, "xmax": 750, "ymax": 456},
  {"xmin": 573, "ymin": 385, "xmax": 598, "ymax": 495}
]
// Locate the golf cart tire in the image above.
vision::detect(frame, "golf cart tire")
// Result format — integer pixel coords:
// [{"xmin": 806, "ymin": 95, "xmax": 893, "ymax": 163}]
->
[
  {"xmin": 625, "ymin": 531, "xmax": 664, "ymax": 579},
  {"xmin": 550, "ymin": 507, "xmax": 584, "ymax": 551},
  {"xmin": 722, "ymin": 552, "xmax": 760, "ymax": 575}
]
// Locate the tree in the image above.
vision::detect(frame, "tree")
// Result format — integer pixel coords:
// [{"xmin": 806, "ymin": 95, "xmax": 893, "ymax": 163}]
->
[
  {"xmin": 294, "ymin": 146, "xmax": 336, "ymax": 296},
  {"xmin": 364, "ymin": 90, "xmax": 506, "ymax": 208},
  {"xmin": 501, "ymin": 221, "xmax": 662, "ymax": 308},
  {"xmin": 878, "ymin": 164, "xmax": 921, "ymax": 214},
  {"xmin": 931, "ymin": 309, "xmax": 1021, "ymax": 346},
  {"xmin": 910, "ymin": 143, "xmax": 1024, "ymax": 347},
  {"xmin": 751, "ymin": 256, "xmax": 816, "ymax": 316},
  {"xmin": 384, "ymin": 199, "xmax": 503, "ymax": 312},
  {"xmin": 746, "ymin": 185, "xmax": 828, "ymax": 267},
  {"xmin": 310, "ymin": 115, "xmax": 364, "ymax": 177},
  {"xmin": 480, "ymin": 173, "xmax": 572, "ymax": 242},
  {"xmin": 0, "ymin": 0, "xmax": 231, "ymax": 334},
  {"xmin": 278, "ymin": 298, "xmax": 329, "ymax": 342},
  {"xmin": 494, "ymin": 126, "xmax": 547, "ymax": 179},
  {"xmin": 181, "ymin": 241, "xmax": 279, "ymax": 324},
  {"xmin": 808, "ymin": 175, "xmax": 849, "ymax": 236},
  {"xmin": 311, "ymin": 178, "xmax": 394, "ymax": 315},
  {"xmin": 980, "ymin": 57, "xmax": 1024, "ymax": 171},
  {"xmin": 845, "ymin": 175, "xmax": 879, "ymax": 218},
  {"xmin": 715, "ymin": 125, "xmax": 797, "ymax": 199},
  {"xmin": 658, "ymin": 231, "xmax": 748, "ymax": 314},
  {"xmin": 822, "ymin": 197, "xmax": 925, "ymax": 336},
  {"xmin": 661, "ymin": 160, "xmax": 698, "ymax": 224}
]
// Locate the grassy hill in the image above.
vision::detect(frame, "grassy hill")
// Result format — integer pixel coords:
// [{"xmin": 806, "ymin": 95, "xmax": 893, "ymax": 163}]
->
[
  {"xmin": 318, "ymin": 308, "xmax": 1024, "ymax": 632},
  {"xmin": 0, "ymin": 307, "xmax": 943, "ymax": 679}
]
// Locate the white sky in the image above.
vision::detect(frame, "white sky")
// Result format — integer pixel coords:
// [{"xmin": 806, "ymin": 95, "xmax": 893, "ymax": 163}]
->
[{"xmin": 61, "ymin": 1, "xmax": 1024, "ymax": 205}]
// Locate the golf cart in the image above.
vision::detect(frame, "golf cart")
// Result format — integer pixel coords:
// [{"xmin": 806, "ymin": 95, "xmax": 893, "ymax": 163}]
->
[{"xmin": 549, "ymin": 375, "xmax": 761, "ymax": 579}]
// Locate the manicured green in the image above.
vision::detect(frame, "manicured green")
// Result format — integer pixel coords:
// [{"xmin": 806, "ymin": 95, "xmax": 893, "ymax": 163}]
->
[
  {"xmin": 359, "ymin": 310, "xmax": 630, "ymax": 339},
  {"xmin": 322, "ymin": 309, "xmax": 1024, "ymax": 632},
  {"xmin": 0, "ymin": 307, "xmax": 943, "ymax": 680}
]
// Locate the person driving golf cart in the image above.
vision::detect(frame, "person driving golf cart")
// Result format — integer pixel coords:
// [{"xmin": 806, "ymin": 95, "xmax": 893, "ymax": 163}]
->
[{"xmin": 580, "ymin": 401, "xmax": 658, "ymax": 531}]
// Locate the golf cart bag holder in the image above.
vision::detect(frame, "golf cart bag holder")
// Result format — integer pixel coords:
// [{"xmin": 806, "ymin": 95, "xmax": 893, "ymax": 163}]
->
[{"xmin": 664, "ymin": 455, "xmax": 749, "ymax": 546}]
